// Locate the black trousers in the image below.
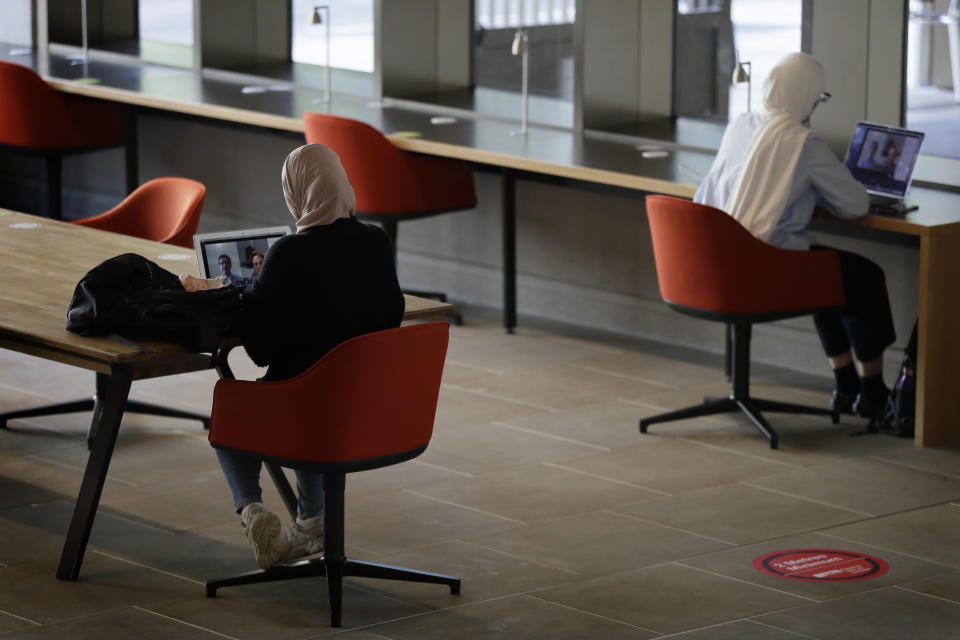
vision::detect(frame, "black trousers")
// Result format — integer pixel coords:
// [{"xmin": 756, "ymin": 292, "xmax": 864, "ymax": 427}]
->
[{"xmin": 811, "ymin": 245, "xmax": 896, "ymax": 363}]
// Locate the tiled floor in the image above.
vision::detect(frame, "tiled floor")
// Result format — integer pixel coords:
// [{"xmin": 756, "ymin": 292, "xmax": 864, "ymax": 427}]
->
[{"xmin": 1, "ymin": 316, "xmax": 959, "ymax": 639}]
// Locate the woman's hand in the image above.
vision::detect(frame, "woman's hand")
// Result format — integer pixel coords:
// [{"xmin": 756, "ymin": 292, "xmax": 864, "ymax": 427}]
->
[{"xmin": 180, "ymin": 274, "xmax": 227, "ymax": 292}]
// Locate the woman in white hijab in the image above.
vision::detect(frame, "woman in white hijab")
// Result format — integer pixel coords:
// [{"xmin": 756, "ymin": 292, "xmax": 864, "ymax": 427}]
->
[
  {"xmin": 216, "ymin": 143, "xmax": 404, "ymax": 571},
  {"xmin": 695, "ymin": 52, "xmax": 895, "ymax": 426}
]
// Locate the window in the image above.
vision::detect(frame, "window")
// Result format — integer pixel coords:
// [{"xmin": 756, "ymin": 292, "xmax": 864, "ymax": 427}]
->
[
  {"xmin": 905, "ymin": 0, "xmax": 960, "ymax": 159},
  {"xmin": 291, "ymin": 0, "xmax": 373, "ymax": 73}
]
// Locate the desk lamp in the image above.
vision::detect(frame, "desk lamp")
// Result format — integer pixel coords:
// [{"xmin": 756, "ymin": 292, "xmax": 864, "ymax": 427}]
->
[
  {"xmin": 311, "ymin": 5, "xmax": 332, "ymax": 104},
  {"xmin": 510, "ymin": 29, "xmax": 529, "ymax": 136},
  {"xmin": 732, "ymin": 52, "xmax": 751, "ymax": 112}
]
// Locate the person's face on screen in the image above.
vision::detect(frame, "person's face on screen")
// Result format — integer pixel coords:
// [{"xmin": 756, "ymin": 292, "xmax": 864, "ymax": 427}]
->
[
  {"xmin": 218, "ymin": 256, "xmax": 232, "ymax": 276},
  {"xmin": 868, "ymin": 141, "xmax": 879, "ymax": 158},
  {"xmin": 252, "ymin": 254, "xmax": 263, "ymax": 274},
  {"xmin": 884, "ymin": 143, "xmax": 900, "ymax": 167}
]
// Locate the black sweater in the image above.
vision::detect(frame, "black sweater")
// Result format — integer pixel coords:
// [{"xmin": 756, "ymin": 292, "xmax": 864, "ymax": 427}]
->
[{"xmin": 237, "ymin": 217, "xmax": 404, "ymax": 381}]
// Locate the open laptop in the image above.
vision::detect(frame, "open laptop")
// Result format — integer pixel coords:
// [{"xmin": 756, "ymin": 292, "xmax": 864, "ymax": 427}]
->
[
  {"xmin": 844, "ymin": 121, "xmax": 924, "ymax": 214},
  {"xmin": 193, "ymin": 226, "xmax": 290, "ymax": 287}
]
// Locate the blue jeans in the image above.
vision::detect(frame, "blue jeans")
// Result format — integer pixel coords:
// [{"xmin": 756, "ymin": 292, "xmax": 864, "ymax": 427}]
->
[{"xmin": 216, "ymin": 448, "xmax": 324, "ymax": 517}]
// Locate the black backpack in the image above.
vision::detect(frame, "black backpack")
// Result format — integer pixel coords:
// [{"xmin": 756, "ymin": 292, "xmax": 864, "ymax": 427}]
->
[
  {"xmin": 66, "ymin": 253, "xmax": 242, "ymax": 353},
  {"xmin": 878, "ymin": 321, "xmax": 918, "ymax": 438}
]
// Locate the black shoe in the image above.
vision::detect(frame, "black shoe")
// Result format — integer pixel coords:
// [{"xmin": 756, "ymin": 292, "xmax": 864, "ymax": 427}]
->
[
  {"xmin": 853, "ymin": 391, "xmax": 889, "ymax": 424},
  {"xmin": 830, "ymin": 390, "xmax": 857, "ymax": 414}
]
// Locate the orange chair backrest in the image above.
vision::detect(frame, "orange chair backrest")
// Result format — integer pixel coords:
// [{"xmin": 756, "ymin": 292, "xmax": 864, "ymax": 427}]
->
[
  {"xmin": 645, "ymin": 195, "xmax": 843, "ymax": 315},
  {"xmin": 74, "ymin": 177, "xmax": 206, "ymax": 248},
  {"xmin": 303, "ymin": 112, "xmax": 427, "ymax": 213},
  {"xmin": 209, "ymin": 322, "xmax": 450, "ymax": 465},
  {"xmin": 0, "ymin": 61, "xmax": 78, "ymax": 148}
]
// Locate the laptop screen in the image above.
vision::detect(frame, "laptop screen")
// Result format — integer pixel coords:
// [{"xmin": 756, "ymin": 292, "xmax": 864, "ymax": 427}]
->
[
  {"xmin": 193, "ymin": 226, "xmax": 290, "ymax": 288},
  {"xmin": 844, "ymin": 122, "xmax": 924, "ymax": 198}
]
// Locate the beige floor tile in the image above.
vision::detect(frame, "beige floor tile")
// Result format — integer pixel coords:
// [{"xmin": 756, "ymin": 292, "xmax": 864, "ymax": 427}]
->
[
  {"xmin": 411, "ymin": 462, "xmax": 663, "ymax": 523},
  {"xmin": 447, "ymin": 325, "xmax": 610, "ymax": 374},
  {"xmin": 749, "ymin": 458, "xmax": 960, "ymax": 516},
  {"xmin": 535, "ymin": 563, "xmax": 808, "ymax": 635},
  {"xmin": 662, "ymin": 619, "xmax": 818, "ymax": 639},
  {"xmin": 358, "ymin": 540, "xmax": 578, "ymax": 607},
  {"xmin": 453, "ymin": 362, "xmax": 667, "ymax": 412},
  {"xmin": 902, "ymin": 571, "xmax": 960, "ymax": 604},
  {"xmin": 873, "ymin": 446, "xmax": 960, "ymax": 479},
  {"xmin": 420, "ymin": 421, "xmax": 605, "ymax": 476},
  {"xmin": 362, "ymin": 594, "xmax": 657, "ymax": 639},
  {"xmin": 433, "ymin": 387, "xmax": 544, "ymax": 431},
  {"xmin": 497, "ymin": 401, "xmax": 662, "ymax": 449},
  {"xmin": 0, "ymin": 554, "xmax": 200, "ymax": 624},
  {"xmin": 471, "ymin": 510, "xmax": 731, "ymax": 577},
  {"xmin": 0, "ymin": 607, "xmax": 225, "ymax": 639},
  {"xmin": 612, "ymin": 483, "xmax": 866, "ymax": 545},
  {"xmin": 551, "ymin": 436, "xmax": 795, "ymax": 495},
  {"xmin": 755, "ymin": 586, "xmax": 960, "ymax": 639},
  {"xmin": 681, "ymin": 531, "xmax": 954, "ymax": 602},
  {"xmin": 150, "ymin": 577, "xmax": 430, "ymax": 638},
  {"xmin": 0, "ymin": 611, "xmax": 34, "ymax": 635},
  {"xmin": 822, "ymin": 503, "xmax": 960, "ymax": 567},
  {"xmin": 344, "ymin": 490, "xmax": 521, "ymax": 556}
]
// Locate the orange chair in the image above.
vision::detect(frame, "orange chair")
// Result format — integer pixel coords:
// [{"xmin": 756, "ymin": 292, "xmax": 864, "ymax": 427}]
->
[
  {"xmin": 303, "ymin": 112, "xmax": 476, "ymax": 322},
  {"xmin": 0, "ymin": 178, "xmax": 208, "ymax": 442},
  {"xmin": 0, "ymin": 60, "xmax": 126, "ymax": 220},
  {"xmin": 71, "ymin": 177, "xmax": 206, "ymax": 248},
  {"xmin": 205, "ymin": 322, "xmax": 460, "ymax": 627},
  {"xmin": 640, "ymin": 196, "xmax": 845, "ymax": 449}
]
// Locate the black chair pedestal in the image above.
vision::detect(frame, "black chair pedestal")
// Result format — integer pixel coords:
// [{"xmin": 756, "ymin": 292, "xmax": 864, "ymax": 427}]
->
[
  {"xmin": 639, "ymin": 323, "xmax": 839, "ymax": 450},
  {"xmin": 206, "ymin": 472, "xmax": 460, "ymax": 628}
]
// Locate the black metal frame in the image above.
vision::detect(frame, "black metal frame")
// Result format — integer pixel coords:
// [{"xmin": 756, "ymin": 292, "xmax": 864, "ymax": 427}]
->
[
  {"xmin": 206, "ymin": 449, "xmax": 460, "ymax": 627},
  {"xmin": 640, "ymin": 315, "xmax": 839, "ymax": 450},
  {"xmin": 0, "ymin": 372, "xmax": 209, "ymax": 449}
]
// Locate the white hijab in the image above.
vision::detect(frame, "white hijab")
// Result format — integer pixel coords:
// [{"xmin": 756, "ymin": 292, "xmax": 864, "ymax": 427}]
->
[
  {"xmin": 723, "ymin": 52, "xmax": 826, "ymax": 241},
  {"xmin": 281, "ymin": 143, "xmax": 356, "ymax": 232}
]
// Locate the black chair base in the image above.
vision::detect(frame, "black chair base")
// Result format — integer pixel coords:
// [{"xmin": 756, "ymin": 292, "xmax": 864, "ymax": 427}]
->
[
  {"xmin": 207, "ymin": 556, "xmax": 460, "ymax": 627},
  {"xmin": 640, "ymin": 394, "xmax": 839, "ymax": 450},
  {"xmin": 639, "ymin": 322, "xmax": 839, "ymax": 450},
  {"xmin": 206, "ymin": 471, "xmax": 460, "ymax": 627},
  {"xmin": 0, "ymin": 396, "xmax": 210, "ymax": 448}
]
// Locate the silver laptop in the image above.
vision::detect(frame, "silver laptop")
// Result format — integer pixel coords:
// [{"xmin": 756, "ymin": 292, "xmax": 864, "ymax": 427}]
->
[
  {"xmin": 193, "ymin": 226, "xmax": 290, "ymax": 287},
  {"xmin": 843, "ymin": 121, "xmax": 924, "ymax": 213}
]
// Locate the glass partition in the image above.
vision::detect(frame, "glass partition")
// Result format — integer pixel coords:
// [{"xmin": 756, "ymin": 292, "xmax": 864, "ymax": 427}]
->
[
  {"xmin": 674, "ymin": 0, "xmax": 802, "ymax": 123},
  {"xmin": 0, "ymin": 0, "xmax": 33, "ymax": 49},
  {"xmin": 46, "ymin": 0, "xmax": 194, "ymax": 68},
  {"xmin": 288, "ymin": 0, "xmax": 374, "ymax": 96},
  {"xmin": 469, "ymin": 0, "xmax": 575, "ymax": 128},
  {"xmin": 905, "ymin": 0, "xmax": 960, "ymax": 160}
]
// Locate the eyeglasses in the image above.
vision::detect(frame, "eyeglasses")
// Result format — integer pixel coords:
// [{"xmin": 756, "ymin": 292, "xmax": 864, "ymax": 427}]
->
[{"xmin": 818, "ymin": 92, "xmax": 832, "ymax": 103}]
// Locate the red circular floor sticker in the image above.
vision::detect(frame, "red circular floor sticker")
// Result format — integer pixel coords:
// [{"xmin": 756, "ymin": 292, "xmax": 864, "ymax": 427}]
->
[{"xmin": 753, "ymin": 549, "xmax": 889, "ymax": 582}]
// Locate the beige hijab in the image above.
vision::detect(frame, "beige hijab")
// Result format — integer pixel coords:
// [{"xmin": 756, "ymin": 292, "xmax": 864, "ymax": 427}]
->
[
  {"xmin": 281, "ymin": 144, "xmax": 356, "ymax": 232},
  {"xmin": 723, "ymin": 52, "xmax": 826, "ymax": 241}
]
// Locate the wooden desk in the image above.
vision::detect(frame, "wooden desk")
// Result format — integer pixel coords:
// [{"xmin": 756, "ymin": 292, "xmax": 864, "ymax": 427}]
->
[
  {"xmin": 0, "ymin": 210, "xmax": 452, "ymax": 580},
  {"xmin": 7, "ymin": 51, "xmax": 959, "ymax": 448},
  {"xmin": 827, "ymin": 189, "xmax": 960, "ymax": 449}
]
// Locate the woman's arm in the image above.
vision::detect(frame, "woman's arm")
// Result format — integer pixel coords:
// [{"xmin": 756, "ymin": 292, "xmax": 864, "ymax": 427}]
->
[{"xmin": 805, "ymin": 136, "xmax": 870, "ymax": 219}]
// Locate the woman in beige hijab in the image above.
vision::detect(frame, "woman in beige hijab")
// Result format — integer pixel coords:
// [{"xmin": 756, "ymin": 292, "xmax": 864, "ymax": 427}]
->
[
  {"xmin": 695, "ymin": 52, "xmax": 895, "ymax": 426},
  {"xmin": 216, "ymin": 143, "xmax": 404, "ymax": 571}
]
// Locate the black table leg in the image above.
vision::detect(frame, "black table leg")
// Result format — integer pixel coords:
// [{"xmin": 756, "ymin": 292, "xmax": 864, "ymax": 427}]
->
[
  {"xmin": 125, "ymin": 107, "xmax": 138, "ymax": 194},
  {"xmin": 502, "ymin": 168, "xmax": 517, "ymax": 334},
  {"xmin": 56, "ymin": 365, "xmax": 132, "ymax": 581}
]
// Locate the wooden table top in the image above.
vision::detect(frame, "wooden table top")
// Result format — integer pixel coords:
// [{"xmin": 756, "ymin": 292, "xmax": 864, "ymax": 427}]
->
[{"xmin": 0, "ymin": 211, "xmax": 452, "ymax": 376}]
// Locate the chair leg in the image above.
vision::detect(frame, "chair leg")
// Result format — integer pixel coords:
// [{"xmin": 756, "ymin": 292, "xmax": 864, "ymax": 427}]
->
[
  {"xmin": 205, "ymin": 470, "xmax": 460, "ymax": 628},
  {"xmin": 735, "ymin": 399, "xmax": 778, "ymax": 449},
  {"xmin": 0, "ymin": 399, "xmax": 96, "ymax": 428},
  {"xmin": 750, "ymin": 397, "xmax": 839, "ymax": 424},
  {"xmin": 45, "ymin": 154, "xmax": 63, "ymax": 220},
  {"xmin": 345, "ymin": 559, "xmax": 460, "ymax": 594},
  {"xmin": 640, "ymin": 396, "xmax": 739, "ymax": 432}
]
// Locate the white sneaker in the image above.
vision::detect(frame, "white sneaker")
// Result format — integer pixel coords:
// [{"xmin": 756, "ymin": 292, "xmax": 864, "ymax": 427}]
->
[
  {"xmin": 282, "ymin": 514, "xmax": 324, "ymax": 560},
  {"xmin": 240, "ymin": 503, "xmax": 291, "ymax": 570}
]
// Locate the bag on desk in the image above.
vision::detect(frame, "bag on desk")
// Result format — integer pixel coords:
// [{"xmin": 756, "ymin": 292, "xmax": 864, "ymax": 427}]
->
[
  {"xmin": 878, "ymin": 321, "xmax": 918, "ymax": 438},
  {"xmin": 66, "ymin": 253, "xmax": 241, "ymax": 352}
]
